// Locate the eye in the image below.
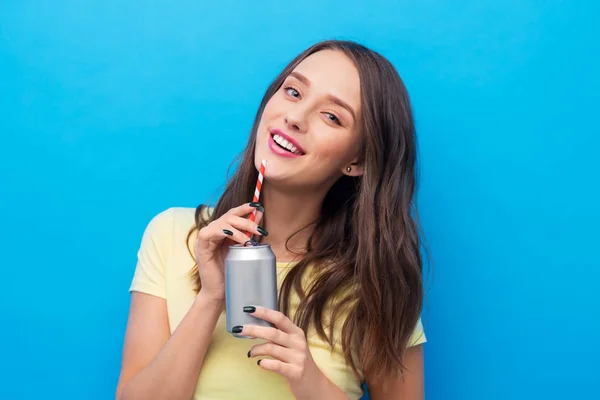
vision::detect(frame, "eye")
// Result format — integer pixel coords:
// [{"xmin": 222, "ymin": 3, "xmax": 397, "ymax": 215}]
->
[
  {"xmin": 284, "ymin": 87, "xmax": 301, "ymax": 99},
  {"xmin": 324, "ymin": 112, "xmax": 342, "ymax": 126}
]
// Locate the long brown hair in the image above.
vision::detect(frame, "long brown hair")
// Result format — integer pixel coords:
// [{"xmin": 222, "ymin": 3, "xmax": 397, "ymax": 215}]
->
[{"xmin": 187, "ymin": 40, "xmax": 423, "ymax": 383}]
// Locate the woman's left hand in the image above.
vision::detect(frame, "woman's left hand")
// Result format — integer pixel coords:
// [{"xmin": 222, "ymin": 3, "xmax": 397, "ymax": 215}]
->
[{"xmin": 236, "ymin": 306, "xmax": 330, "ymax": 400}]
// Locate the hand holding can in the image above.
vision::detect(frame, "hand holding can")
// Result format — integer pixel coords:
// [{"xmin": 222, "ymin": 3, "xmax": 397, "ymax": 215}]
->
[{"xmin": 195, "ymin": 203, "xmax": 266, "ymax": 303}]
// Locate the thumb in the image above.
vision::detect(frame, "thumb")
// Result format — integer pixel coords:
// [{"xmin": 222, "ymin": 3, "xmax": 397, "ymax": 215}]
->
[{"xmin": 253, "ymin": 205, "xmax": 265, "ymax": 226}]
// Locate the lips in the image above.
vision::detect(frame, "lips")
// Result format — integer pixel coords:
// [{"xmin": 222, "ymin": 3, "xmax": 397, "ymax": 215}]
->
[
  {"xmin": 268, "ymin": 134, "xmax": 303, "ymax": 158},
  {"xmin": 269, "ymin": 128, "xmax": 306, "ymax": 155},
  {"xmin": 269, "ymin": 129, "xmax": 306, "ymax": 158}
]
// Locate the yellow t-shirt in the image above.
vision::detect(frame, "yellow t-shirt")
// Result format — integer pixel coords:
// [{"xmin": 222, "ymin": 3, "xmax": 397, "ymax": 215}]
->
[{"xmin": 129, "ymin": 207, "xmax": 426, "ymax": 400}]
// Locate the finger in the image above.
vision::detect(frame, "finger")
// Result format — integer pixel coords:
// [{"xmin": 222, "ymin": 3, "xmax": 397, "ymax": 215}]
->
[
  {"xmin": 197, "ymin": 222, "xmax": 250, "ymax": 250},
  {"xmin": 226, "ymin": 202, "xmax": 263, "ymax": 218},
  {"xmin": 257, "ymin": 359, "xmax": 300, "ymax": 380},
  {"xmin": 196, "ymin": 225, "xmax": 226, "ymax": 256},
  {"xmin": 246, "ymin": 306, "xmax": 300, "ymax": 335},
  {"xmin": 248, "ymin": 342, "xmax": 293, "ymax": 363},
  {"xmin": 217, "ymin": 224, "xmax": 256, "ymax": 246},
  {"xmin": 239, "ymin": 325, "xmax": 293, "ymax": 348},
  {"xmin": 253, "ymin": 205, "xmax": 264, "ymax": 226},
  {"xmin": 225, "ymin": 215, "xmax": 267, "ymax": 237},
  {"xmin": 196, "ymin": 222, "xmax": 232, "ymax": 246}
]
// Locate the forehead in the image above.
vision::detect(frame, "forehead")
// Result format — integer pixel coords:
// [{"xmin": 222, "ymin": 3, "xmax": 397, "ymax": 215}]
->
[{"xmin": 292, "ymin": 50, "xmax": 361, "ymax": 112}]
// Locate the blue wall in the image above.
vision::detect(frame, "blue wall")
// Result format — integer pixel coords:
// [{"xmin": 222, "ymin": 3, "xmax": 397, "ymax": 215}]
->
[{"xmin": 1, "ymin": 1, "xmax": 598, "ymax": 399}]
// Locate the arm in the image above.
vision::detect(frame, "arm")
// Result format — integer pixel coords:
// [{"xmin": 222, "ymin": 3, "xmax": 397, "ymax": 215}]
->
[
  {"xmin": 117, "ymin": 204, "xmax": 265, "ymax": 400},
  {"xmin": 115, "ymin": 292, "xmax": 223, "ymax": 400},
  {"xmin": 368, "ymin": 344, "xmax": 424, "ymax": 400}
]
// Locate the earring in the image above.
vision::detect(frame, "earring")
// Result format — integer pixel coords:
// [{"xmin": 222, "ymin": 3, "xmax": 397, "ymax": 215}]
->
[{"xmin": 346, "ymin": 166, "xmax": 352, "ymax": 173}]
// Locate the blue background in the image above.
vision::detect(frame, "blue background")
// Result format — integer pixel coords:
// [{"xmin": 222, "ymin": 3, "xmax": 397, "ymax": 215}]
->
[{"xmin": 1, "ymin": 1, "xmax": 598, "ymax": 399}]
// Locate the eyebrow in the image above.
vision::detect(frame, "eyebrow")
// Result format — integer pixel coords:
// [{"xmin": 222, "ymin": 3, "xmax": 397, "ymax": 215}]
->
[{"xmin": 289, "ymin": 71, "xmax": 356, "ymax": 122}]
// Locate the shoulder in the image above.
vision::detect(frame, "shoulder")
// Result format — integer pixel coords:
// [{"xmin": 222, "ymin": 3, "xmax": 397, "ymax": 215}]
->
[
  {"xmin": 144, "ymin": 207, "xmax": 197, "ymax": 236},
  {"xmin": 148, "ymin": 204, "xmax": 214, "ymax": 238},
  {"xmin": 408, "ymin": 317, "xmax": 427, "ymax": 347},
  {"xmin": 131, "ymin": 207, "xmax": 200, "ymax": 297},
  {"xmin": 140, "ymin": 207, "xmax": 207, "ymax": 252}
]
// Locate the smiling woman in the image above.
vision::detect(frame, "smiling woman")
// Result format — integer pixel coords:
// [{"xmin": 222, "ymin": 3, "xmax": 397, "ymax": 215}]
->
[
  {"xmin": 116, "ymin": 40, "xmax": 426, "ymax": 400},
  {"xmin": 255, "ymin": 50, "xmax": 364, "ymax": 187}
]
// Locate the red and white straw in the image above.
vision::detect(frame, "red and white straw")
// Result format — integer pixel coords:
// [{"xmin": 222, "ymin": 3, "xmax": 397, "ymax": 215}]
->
[{"xmin": 247, "ymin": 159, "xmax": 266, "ymax": 237}]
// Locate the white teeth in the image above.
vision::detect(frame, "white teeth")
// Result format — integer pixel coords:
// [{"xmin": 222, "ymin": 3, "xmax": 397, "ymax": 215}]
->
[{"xmin": 272, "ymin": 134, "xmax": 303, "ymax": 155}]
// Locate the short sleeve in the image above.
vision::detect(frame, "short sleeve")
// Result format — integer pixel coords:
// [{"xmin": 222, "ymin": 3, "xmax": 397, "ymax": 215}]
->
[
  {"xmin": 128, "ymin": 209, "xmax": 173, "ymax": 299},
  {"xmin": 408, "ymin": 317, "xmax": 427, "ymax": 347}
]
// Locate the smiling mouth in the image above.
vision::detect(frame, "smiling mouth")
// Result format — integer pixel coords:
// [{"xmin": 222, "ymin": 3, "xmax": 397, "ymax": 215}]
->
[{"xmin": 271, "ymin": 133, "xmax": 305, "ymax": 155}]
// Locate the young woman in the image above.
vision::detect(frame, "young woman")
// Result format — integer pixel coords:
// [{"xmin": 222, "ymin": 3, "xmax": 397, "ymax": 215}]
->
[{"xmin": 116, "ymin": 40, "xmax": 427, "ymax": 400}]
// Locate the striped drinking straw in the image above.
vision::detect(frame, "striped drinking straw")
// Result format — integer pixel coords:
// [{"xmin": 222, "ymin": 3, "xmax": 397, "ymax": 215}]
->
[{"xmin": 246, "ymin": 159, "xmax": 266, "ymax": 238}]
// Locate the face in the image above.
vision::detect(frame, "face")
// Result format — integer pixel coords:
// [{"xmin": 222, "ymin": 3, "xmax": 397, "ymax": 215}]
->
[{"xmin": 254, "ymin": 50, "xmax": 364, "ymax": 190}]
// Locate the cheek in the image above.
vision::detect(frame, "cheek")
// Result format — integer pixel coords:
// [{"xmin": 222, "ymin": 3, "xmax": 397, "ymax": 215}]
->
[
  {"xmin": 261, "ymin": 95, "xmax": 284, "ymax": 121},
  {"xmin": 315, "ymin": 132, "xmax": 358, "ymax": 168},
  {"xmin": 312, "ymin": 134, "xmax": 355, "ymax": 165},
  {"xmin": 256, "ymin": 101, "xmax": 276, "ymax": 139}
]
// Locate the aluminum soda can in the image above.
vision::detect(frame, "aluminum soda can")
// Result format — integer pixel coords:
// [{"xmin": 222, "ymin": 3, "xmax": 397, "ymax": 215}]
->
[{"xmin": 225, "ymin": 243, "xmax": 278, "ymax": 338}]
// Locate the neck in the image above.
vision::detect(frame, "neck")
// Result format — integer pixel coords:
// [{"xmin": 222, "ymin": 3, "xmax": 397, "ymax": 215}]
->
[{"xmin": 259, "ymin": 182, "xmax": 326, "ymax": 262}]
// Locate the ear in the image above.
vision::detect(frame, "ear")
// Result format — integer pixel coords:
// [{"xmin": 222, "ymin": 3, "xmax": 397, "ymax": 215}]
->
[{"xmin": 342, "ymin": 160, "xmax": 365, "ymax": 177}]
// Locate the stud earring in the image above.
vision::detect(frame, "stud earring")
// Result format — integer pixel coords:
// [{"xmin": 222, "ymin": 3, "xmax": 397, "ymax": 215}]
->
[{"xmin": 346, "ymin": 166, "xmax": 352, "ymax": 173}]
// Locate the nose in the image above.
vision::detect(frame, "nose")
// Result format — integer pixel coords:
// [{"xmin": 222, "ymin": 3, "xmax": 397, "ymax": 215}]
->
[{"xmin": 284, "ymin": 107, "xmax": 308, "ymax": 134}]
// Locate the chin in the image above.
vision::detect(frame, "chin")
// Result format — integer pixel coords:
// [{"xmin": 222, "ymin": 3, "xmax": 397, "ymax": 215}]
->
[{"xmin": 259, "ymin": 168, "xmax": 292, "ymax": 184}]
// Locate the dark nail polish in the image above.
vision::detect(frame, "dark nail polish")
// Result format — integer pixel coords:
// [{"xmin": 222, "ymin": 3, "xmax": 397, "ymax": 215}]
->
[
  {"xmin": 222, "ymin": 229, "xmax": 233, "ymax": 236},
  {"xmin": 257, "ymin": 226, "xmax": 269, "ymax": 236},
  {"xmin": 256, "ymin": 205, "xmax": 265, "ymax": 213},
  {"xmin": 232, "ymin": 326, "xmax": 243, "ymax": 333},
  {"xmin": 249, "ymin": 202, "xmax": 262, "ymax": 208},
  {"xmin": 243, "ymin": 306, "xmax": 256, "ymax": 313},
  {"xmin": 257, "ymin": 359, "xmax": 262, "ymax": 366},
  {"xmin": 247, "ymin": 350, "xmax": 251, "ymax": 358}
]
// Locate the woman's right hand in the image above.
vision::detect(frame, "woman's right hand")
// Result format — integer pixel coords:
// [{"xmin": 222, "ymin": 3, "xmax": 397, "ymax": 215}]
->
[{"xmin": 195, "ymin": 202, "xmax": 266, "ymax": 302}]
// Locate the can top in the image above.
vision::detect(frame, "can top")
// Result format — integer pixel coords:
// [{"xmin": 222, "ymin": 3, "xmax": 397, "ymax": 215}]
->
[
  {"xmin": 229, "ymin": 242, "xmax": 271, "ymax": 249},
  {"xmin": 227, "ymin": 243, "xmax": 275, "ymax": 261}
]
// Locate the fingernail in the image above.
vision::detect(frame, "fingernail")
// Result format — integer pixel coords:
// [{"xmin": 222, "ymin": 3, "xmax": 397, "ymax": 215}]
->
[
  {"xmin": 223, "ymin": 229, "xmax": 233, "ymax": 236},
  {"xmin": 232, "ymin": 326, "xmax": 243, "ymax": 333},
  {"xmin": 250, "ymin": 202, "xmax": 262, "ymax": 208},
  {"xmin": 257, "ymin": 205, "xmax": 265, "ymax": 213},
  {"xmin": 257, "ymin": 226, "xmax": 268, "ymax": 236},
  {"xmin": 243, "ymin": 306, "xmax": 256, "ymax": 313},
  {"xmin": 247, "ymin": 350, "xmax": 251, "ymax": 358},
  {"xmin": 257, "ymin": 359, "xmax": 262, "ymax": 366}
]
